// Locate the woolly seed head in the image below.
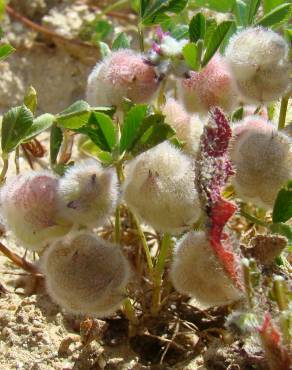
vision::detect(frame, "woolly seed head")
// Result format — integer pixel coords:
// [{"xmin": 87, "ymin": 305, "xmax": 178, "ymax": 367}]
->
[
  {"xmin": 170, "ymin": 231, "xmax": 242, "ymax": 308},
  {"xmin": 41, "ymin": 232, "xmax": 131, "ymax": 317},
  {"xmin": 123, "ymin": 141, "xmax": 201, "ymax": 234},
  {"xmin": 57, "ymin": 159, "xmax": 119, "ymax": 226},
  {"xmin": 86, "ymin": 49, "xmax": 159, "ymax": 108},
  {"xmin": 162, "ymin": 98, "xmax": 204, "ymax": 155},
  {"xmin": 0, "ymin": 171, "xmax": 70, "ymax": 251},
  {"xmin": 230, "ymin": 116, "xmax": 292, "ymax": 209},
  {"xmin": 225, "ymin": 27, "xmax": 291, "ymax": 103},
  {"xmin": 179, "ymin": 54, "xmax": 238, "ymax": 114}
]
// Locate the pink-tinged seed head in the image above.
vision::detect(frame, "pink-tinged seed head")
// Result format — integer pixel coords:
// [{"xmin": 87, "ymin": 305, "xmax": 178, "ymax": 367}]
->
[
  {"xmin": 231, "ymin": 115, "xmax": 274, "ymax": 140},
  {"xmin": 0, "ymin": 172, "xmax": 70, "ymax": 251},
  {"xmin": 170, "ymin": 231, "xmax": 242, "ymax": 308},
  {"xmin": 123, "ymin": 141, "xmax": 201, "ymax": 234},
  {"xmin": 230, "ymin": 116, "xmax": 292, "ymax": 209},
  {"xmin": 225, "ymin": 27, "xmax": 291, "ymax": 103},
  {"xmin": 162, "ymin": 98, "xmax": 204, "ymax": 155},
  {"xmin": 41, "ymin": 232, "xmax": 131, "ymax": 317},
  {"xmin": 179, "ymin": 55, "xmax": 238, "ymax": 114},
  {"xmin": 86, "ymin": 49, "xmax": 160, "ymax": 108}
]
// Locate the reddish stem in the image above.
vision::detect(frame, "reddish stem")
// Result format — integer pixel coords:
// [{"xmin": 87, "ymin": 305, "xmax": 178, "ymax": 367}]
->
[{"xmin": 0, "ymin": 241, "xmax": 40, "ymax": 275}]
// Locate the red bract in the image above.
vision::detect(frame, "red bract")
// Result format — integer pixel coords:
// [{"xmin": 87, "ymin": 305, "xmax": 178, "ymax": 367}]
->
[
  {"xmin": 197, "ymin": 107, "xmax": 241, "ymax": 287},
  {"xmin": 201, "ymin": 107, "xmax": 233, "ymax": 158},
  {"xmin": 197, "ymin": 107, "xmax": 234, "ymax": 206},
  {"xmin": 210, "ymin": 199, "xmax": 239, "ymax": 285},
  {"xmin": 259, "ymin": 313, "xmax": 281, "ymax": 344},
  {"xmin": 258, "ymin": 313, "xmax": 291, "ymax": 370}
]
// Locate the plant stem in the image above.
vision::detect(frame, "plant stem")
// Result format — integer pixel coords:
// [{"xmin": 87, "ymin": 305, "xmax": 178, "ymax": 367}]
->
[
  {"xmin": 114, "ymin": 206, "xmax": 121, "ymax": 243},
  {"xmin": 240, "ymin": 209, "xmax": 267, "ymax": 227},
  {"xmin": 156, "ymin": 79, "xmax": 167, "ymax": 111},
  {"xmin": 155, "ymin": 233, "xmax": 171, "ymax": 278},
  {"xmin": 100, "ymin": 0, "xmax": 129, "ymax": 17},
  {"xmin": 138, "ymin": 23, "xmax": 144, "ymax": 52},
  {"xmin": 151, "ymin": 233, "xmax": 171, "ymax": 316},
  {"xmin": 273, "ymin": 277, "xmax": 288, "ymax": 311},
  {"xmin": 0, "ymin": 241, "xmax": 39, "ymax": 274},
  {"xmin": 123, "ymin": 297, "xmax": 139, "ymax": 336},
  {"xmin": 131, "ymin": 211, "xmax": 153, "ymax": 271},
  {"xmin": 58, "ymin": 130, "xmax": 74, "ymax": 165},
  {"xmin": 278, "ymin": 95, "xmax": 289, "ymax": 130},
  {"xmin": 196, "ymin": 39, "xmax": 203, "ymax": 70},
  {"xmin": 242, "ymin": 258, "xmax": 254, "ymax": 308},
  {"xmin": 279, "ymin": 311, "xmax": 291, "ymax": 348},
  {"xmin": 114, "ymin": 161, "xmax": 124, "ymax": 244},
  {"xmin": 15, "ymin": 147, "xmax": 20, "ymax": 174},
  {"xmin": 0, "ymin": 156, "xmax": 9, "ymax": 183}
]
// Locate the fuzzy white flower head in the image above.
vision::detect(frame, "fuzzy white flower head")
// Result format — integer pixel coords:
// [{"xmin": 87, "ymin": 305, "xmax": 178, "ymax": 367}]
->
[
  {"xmin": 160, "ymin": 35, "xmax": 188, "ymax": 58},
  {"xmin": 86, "ymin": 49, "xmax": 160, "ymax": 108},
  {"xmin": 230, "ymin": 116, "xmax": 292, "ymax": 209},
  {"xmin": 162, "ymin": 98, "xmax": 204, "ymax": 155},
  {"xmin": 0, "ymin": 172, "xmax": 70, "ymax": 251},
  {"xmin": 57, "ymin": 159, "xmax": 118, "ymax": 226},
  {"xmin": 41, "ymin": 232, "xmax": 131, "ymax": 317},
  {"xmin": 179, "ymin": 54, "xmax": 238, "ymax": 114},
  {"xmin": 123, "ymin": 141, "xmax": 201, "ymax": 234},
  {"xmin": 170, "ymin": 231, "xmax": 242, "ymax": 308},
  {"xmin": 225, "ymin": 27, "xmax": 291, "ymax": 103}
]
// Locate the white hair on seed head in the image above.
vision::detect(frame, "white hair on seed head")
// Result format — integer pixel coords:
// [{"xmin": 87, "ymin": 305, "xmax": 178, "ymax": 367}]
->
[
  {"xmin": 170, "ymin": 231, "xmax": 242, "ymax": 308},
  {"xmin": 122, "ymin": 141, "xmax": 201, "ymax": 234},
  {"xmin": 225, "ymin": 27, "xmax": 291, "ymax": 103},
  {"xmin": 230, "ymin": 115, "xmax": 292, "ymax": 209},
  {"xmin": 179, "ymin": 54, "xmax": 238, "ymax": 114},
  {"xmin": 86, "ymin": 49, "xmax": 160, "ymax": 108},
  {"xmin": 57, "ymin": 159, "xmax": 119, "ymax": 227},
  {"xmin": 162, "ymin": 98, "xmax": 204, "ymax": 155},
  {"xmin": 41, "ymin": 232, "xmax": 131, "ymax": 317},
  {"xmin": 0, "ymin": 171, "xmax": 71, "ymax": 251}
]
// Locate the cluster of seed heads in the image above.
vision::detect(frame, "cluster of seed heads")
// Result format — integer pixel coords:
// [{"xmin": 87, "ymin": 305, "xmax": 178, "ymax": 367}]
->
[
  {"xmin": 0, "ymin": 161, "xmax": 128, "ymax": 316},
  {"xmin": 0, "ymin": 23, "xmax": 291, "ymax": 319},
  {"xmin": 1, "ymin": 160, "xmax": 118, "ymax": 250}
]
